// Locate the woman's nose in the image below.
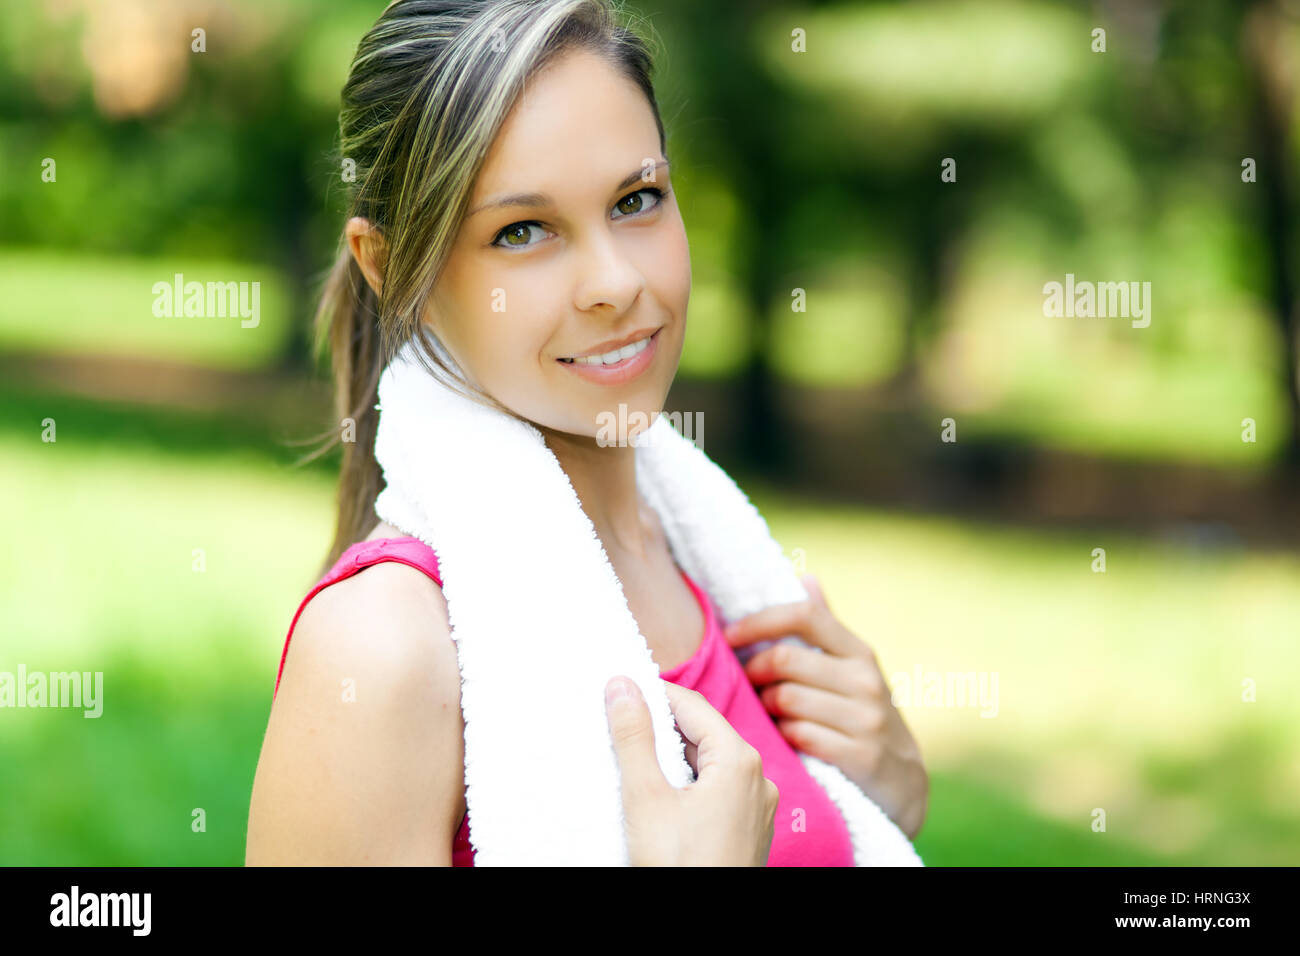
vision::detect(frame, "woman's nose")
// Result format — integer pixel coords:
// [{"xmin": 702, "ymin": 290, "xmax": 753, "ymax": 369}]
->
[{"xmin": 573, "ymin": 230, "xmax": 645, "ymax": 314}]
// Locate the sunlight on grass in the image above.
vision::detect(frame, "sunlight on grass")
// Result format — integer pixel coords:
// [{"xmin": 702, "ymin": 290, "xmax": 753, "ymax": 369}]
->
[
  {"xmin": 0, "ymin": 249, "xmax": 290, "ymax": 370},
  {"xmin": 0, "ymin": 436, "xmax": 335, "ymax": 864},
  {"xmin": 0, "ymin": 439, "xmax": 332, "ymax": 670}
]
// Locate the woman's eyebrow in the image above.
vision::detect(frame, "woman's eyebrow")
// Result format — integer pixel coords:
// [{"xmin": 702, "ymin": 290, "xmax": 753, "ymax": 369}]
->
[{"xmin": 467, "ymin": 160, "xmax": 670, "ymax": 218}]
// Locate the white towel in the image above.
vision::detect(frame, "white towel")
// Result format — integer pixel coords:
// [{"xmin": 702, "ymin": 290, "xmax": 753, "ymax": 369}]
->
[{"xmin": 372, "ymin": 333, "xmax": 924, "ymax": 867}]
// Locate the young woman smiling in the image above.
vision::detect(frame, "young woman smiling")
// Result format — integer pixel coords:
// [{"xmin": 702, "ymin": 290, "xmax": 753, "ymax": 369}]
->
[{"xmin": 245, "ymin": 0, "xmax": 927, "ymax": 867}]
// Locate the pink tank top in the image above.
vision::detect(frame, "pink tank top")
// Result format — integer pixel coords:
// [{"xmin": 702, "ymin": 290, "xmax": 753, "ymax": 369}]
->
[{"xmin": 276, "ymin": 536, "xmax": 855, "ymax": 866}]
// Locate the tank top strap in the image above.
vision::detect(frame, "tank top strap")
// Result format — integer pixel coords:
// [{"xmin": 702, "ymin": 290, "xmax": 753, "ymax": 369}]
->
[{"xmin": 274, "ymin": 537, "xmax": 442, "ymax": 698}]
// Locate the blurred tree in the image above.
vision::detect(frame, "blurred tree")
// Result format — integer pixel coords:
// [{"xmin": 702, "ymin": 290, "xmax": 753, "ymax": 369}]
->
[
  {"xmin": 1243, "ymin": 0, "xmax": 1300, "ymax": 469},
  {"xmin": 651, "ymin": 0, "xmax": 802, "ymax": 474}
]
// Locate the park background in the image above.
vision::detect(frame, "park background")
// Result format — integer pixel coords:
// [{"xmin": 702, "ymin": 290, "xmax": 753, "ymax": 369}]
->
[{"xmin": 2, "ymin": 0, "xmax": 1298, "ymax": 865}]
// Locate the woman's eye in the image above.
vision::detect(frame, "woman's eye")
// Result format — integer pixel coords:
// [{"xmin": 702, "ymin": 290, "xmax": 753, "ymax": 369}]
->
[
  {"xmin": 492, "ymin": 221, "xmax": 548, "ymax": 249},
  {"xmin": 611, "ymin": 187, "xmax": 664, "ymax": 219},
  {"xmin": 491, "ymin": 188, "xmax": 665, "ymax": 249}
]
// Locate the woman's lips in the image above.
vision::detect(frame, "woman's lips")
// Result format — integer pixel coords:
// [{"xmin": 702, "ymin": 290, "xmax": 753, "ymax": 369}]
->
[{"xmin": 556, "ymin": 328, "xmax": 660, "ymax": 385}]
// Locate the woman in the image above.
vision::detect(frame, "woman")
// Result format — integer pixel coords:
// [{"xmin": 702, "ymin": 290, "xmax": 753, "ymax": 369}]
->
[{"xmin": 246, "ymin": 0, "xmax": 926, "ymax": 866}]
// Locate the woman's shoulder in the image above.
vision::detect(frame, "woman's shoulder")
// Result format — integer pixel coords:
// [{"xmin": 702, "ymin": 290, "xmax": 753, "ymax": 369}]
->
[
  {"xmin": 276, "ymin": 521, "xmax": 452, "ymax": 705},
  {"xmin": 281, "ymin": 563, "xmax": 455, "ymax": 745},
  {"xmin": 301, "ymin": 523, "xmax": 449, "ymax": 660},
  {"xmin": 252, "ymin": 524, "xmax": 465, "ymax": 864}
]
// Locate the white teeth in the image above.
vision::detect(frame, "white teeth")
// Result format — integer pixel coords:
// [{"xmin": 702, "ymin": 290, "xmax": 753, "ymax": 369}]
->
[{"xmin": 569, "ymin": 333, "xmax": 652, "ymax": 366}]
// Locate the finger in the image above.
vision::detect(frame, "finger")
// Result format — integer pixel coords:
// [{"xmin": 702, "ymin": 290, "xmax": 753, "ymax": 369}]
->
[
  {"xmin": 801, "ymin": 574, "xmax": 829, "ymax": 611},
  {"xmin": 744, "ymin": 643, "xmax": 876, "ymax": 699},
  {"xmin": 605, "ymin": 677, "xmax": 669, "ymax": 804},
  {"xmin": 662, "ymin": 679, "xmax": 745, "ymax": 778},
  {"xmin": 682, "ymin": 739, "xmax": 699, "ymax": 776},
  {"xmin": 773, "ymin": 717, "xmax": 859, "ymax": 767},
  {"xmin": 759, "ymin": 680, "xmax": 888, "ymax": 740},
  {"xmin": 660, "ymin": 679, "xmax": 718, "ymax": 747},
  {"xmin": 722, "ymin": 600, "xmax": 813, "ymax": 648},
  {"xmin": 664, "ymin": 693, "xmax": 700, "ymax": 777},
  {"xmin": 723, "ymin": 598, "xmax": 861, "ymax": 658}
]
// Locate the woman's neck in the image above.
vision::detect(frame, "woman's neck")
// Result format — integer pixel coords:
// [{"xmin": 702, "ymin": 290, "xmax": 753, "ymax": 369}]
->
[{"xmin": 542, "ymin": 428, "xmax": 652, "ymax": 560}]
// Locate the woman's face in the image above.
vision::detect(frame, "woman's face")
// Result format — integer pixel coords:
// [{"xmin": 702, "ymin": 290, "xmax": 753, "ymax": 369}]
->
[{"xmin": 423, "ymin": 47, "xmax": 690, "ymax": 444}]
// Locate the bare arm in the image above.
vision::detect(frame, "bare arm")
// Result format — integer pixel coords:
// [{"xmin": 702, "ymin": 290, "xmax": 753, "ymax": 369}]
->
[{"xmin": 246, "ymin": 562, "xmax": 465, "ymax": 866}]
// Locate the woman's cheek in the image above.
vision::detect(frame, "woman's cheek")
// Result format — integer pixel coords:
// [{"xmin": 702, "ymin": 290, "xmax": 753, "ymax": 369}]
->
[{"xmin": 657, "ymin": 218, "xmax": 691, "ymax": 315}]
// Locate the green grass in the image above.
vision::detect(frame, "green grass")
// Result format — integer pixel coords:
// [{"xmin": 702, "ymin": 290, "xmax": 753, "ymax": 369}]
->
[
  {"xmin": 1, "ymin": 403, "xmax": 1298, "ymax": 865},
  {"xmin": 0, "ymin": 405, "xmax": 332, "ymax": 865}
]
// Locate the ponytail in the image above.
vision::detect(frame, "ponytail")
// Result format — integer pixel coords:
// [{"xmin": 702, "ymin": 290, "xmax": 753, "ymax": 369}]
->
[{"xmin": 296, "ymin": 243, "xmax": 386, "ymax": 580}]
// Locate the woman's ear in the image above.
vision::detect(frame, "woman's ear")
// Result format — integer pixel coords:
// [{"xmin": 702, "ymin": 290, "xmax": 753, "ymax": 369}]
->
[{"xmin": 345, "ymin": 216, "xmax": 387, "ymax": 297}]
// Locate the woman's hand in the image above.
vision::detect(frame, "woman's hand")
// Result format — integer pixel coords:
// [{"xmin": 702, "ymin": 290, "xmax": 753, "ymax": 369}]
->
[
  {"xmin": 724, "ymin": 574, "xmax": 929, "ymax": 840},
  {"xmin": 604, "ymin": 676, "xmax": 779, "ymax": 866}
]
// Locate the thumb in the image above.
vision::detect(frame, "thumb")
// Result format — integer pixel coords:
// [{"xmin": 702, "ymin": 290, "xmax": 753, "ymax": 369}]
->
[
  {"xmin": 605, "ymin": 677, "xmax": 668, "ymax": 805},
  {"xmin": 801, "ymin": 573, "xmax": 826, "ymax": 608}
]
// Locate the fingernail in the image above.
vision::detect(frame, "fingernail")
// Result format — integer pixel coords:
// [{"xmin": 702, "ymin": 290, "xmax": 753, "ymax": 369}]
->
[{"xmin": 605, "ymin": 678, "xmax": 631, "ymax": 706}]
